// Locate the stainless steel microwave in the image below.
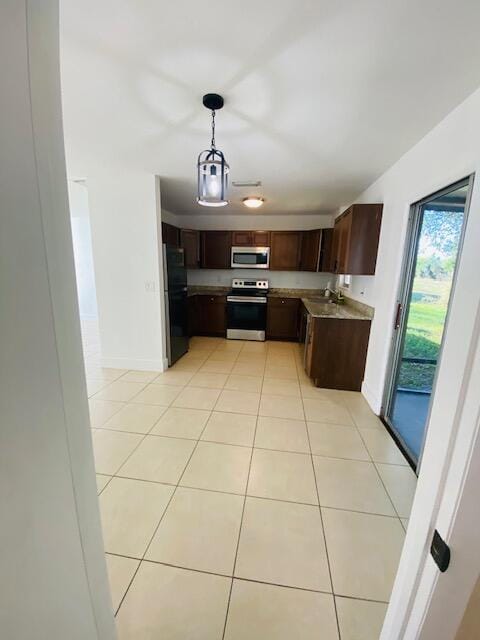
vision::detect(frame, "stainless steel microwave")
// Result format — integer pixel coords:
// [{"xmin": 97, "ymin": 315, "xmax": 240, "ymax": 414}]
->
[{"xmin": 231, "ymin": 246, "xmax": 270, "ymax": 269}]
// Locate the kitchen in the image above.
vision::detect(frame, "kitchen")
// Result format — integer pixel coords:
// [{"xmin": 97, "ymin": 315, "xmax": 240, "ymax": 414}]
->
[{"xmin": 162, "ymin": 203, "xmax": 382, "ymax": 392}]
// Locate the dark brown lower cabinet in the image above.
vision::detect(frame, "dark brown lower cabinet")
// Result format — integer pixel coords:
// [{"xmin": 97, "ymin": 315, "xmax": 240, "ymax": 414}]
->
[
  {"xmin": 195, "ymin": 295, "xmax": 227, "ymax": 336},
  {"xmin": 266, "ymin": 297, "xmax": 300, "ymax": 340},
  {"xmin": 305, "ymin": 314, "xmax": 371, "ymax": 391},
  {"xmin": 187, "ymin": 295, "xmax": 197, "ymax": 337}
]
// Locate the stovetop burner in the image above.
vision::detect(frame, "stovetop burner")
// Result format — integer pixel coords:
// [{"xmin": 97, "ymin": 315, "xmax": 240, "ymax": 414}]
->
[{"xmin": 229, "ymin": 278, "xmax": 269, "ymax": 297}]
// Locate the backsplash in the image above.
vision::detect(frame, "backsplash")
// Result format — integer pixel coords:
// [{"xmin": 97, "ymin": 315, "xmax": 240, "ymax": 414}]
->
[{"xmin": 187, "ymin": 268, "xmax": 336, "ymax": 290}]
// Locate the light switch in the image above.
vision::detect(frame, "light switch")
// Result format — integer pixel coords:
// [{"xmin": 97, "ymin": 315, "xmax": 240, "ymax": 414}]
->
[{"xmin": 144, "ymin": 281, "xmax": 156, "ymax": 292}]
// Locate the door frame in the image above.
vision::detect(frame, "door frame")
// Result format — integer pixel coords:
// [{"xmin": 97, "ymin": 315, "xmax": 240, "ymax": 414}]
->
[
  {"xmin": 381, "ymin": 175, "xmax": 474, "ymax": 469},
  {"xmin": 379, "ymin": 171, "xmax": 480, "ymax": 640}
]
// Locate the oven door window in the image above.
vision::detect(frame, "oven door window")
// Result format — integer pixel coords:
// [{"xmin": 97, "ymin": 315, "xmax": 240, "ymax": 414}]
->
[
  {"xmin": 232, "ymin": 250, "xmax": 269, "ymax": 267},
  {"xmin": 227, "ymin": 301, "xmax": 266, "ymax": 330}
]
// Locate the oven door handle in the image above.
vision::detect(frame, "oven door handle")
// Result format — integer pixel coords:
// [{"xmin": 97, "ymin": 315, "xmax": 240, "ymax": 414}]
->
[{"xmin": 227, "ymin": 296, "xmax": 267, "ymax": 303}]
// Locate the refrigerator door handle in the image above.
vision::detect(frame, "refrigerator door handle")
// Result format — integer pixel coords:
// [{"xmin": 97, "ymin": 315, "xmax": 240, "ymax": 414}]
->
[
  {"xmin": 162, "ymin": 244, "xmax": 169, "ymax": 292},
  {"xmin": 164, "ymin": 292, "xmax": 172, "ymax": 366}
]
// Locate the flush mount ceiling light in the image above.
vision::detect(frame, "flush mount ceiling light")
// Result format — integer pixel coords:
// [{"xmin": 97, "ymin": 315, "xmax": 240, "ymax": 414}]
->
[
  {"xmin": 197, "ymin": 93, "xmax": 229, "ymax": 207},
  {"xmin": 243, "ymin": 196, "xmax": 265, "ymax": 209}
]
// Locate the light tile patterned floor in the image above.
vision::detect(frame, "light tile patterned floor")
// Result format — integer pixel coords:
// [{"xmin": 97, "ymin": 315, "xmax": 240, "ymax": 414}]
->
[{"xmin": 81, "ymin": 320, "xmax": 417, "ymax": 640}]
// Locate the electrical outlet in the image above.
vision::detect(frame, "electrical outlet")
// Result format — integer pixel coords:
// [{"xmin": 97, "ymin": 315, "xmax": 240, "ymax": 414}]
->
[{"xmin": 144, "ymin": 281, "xmax": 156, "ymax": 292}]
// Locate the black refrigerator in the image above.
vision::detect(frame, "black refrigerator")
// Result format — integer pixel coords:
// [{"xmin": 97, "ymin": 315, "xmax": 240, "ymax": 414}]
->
[{"xmin": 163, "ymin": 245, "xmax": 189, "ymax": 365}]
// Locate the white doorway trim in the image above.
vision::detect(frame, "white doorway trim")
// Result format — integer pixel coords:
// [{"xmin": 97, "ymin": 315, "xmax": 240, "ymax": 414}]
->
[{"xmin": 381, "ymin": 174, "xmax": 480, "ymax": 639}]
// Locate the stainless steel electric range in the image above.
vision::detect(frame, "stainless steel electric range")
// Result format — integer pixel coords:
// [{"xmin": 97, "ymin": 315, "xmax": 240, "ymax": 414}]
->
[{"xmin": 226, "ymin": 279, "xmax": 269, "ymax": 341}]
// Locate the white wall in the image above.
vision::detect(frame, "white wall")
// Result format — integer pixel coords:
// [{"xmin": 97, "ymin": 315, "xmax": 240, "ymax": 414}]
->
[
  {"xmin": 187, "ymin": 268, "xmax": 333, "ymax": 290},
  {"xmin": 169, "ymin": 211, "xmax": 334, "ymax": 231},
  {"xmin": 346, "ymin": 87, "xmax": 480, "ymax": 413},
  {"xmin": 0, "ymin": 2, "xmax": 115, "ymax": 638},
  {"xmin": 87, "ymin": 170, "xmax": 165, "ymax": 371},
  {"xmin": 69, "ymin": 180, "xmax": 98, "ymax": 318}
]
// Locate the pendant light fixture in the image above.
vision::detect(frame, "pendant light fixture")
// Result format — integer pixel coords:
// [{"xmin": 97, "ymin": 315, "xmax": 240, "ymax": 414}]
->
[{"xmin": 197, "ymin": 93, "xmax": 229, "ymax": 207}]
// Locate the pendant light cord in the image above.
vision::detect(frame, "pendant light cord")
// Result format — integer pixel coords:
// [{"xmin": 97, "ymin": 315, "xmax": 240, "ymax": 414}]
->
[{"xmin": 211, "ymin": 110, "xmax": 216, "ymax": 149}]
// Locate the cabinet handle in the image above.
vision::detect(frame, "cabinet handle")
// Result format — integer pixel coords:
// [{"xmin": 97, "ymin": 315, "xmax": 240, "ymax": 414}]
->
[{"xmin": 281, "ymin": 300, "xmax": 285, "ymax": 304}]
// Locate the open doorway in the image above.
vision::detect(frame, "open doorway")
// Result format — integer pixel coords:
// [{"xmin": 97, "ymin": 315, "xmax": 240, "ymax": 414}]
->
[{"xmin": 383, "ymin": 176, "xmax": 473, "ymax": 469}]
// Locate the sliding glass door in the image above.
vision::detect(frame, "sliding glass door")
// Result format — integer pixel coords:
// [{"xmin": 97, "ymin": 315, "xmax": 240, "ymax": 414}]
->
[{"xmin": 383, "ymin": 177, "xmax": 473, "ymax": 469}]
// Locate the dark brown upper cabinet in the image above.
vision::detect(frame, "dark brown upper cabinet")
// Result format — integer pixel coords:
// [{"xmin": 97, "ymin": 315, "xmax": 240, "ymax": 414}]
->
[
  {"xmin": 231, "ymin": 230, "xmax": 271, "ymax": 247},
  {"xmin": 161, "ymin": 222, "xmax": 180, "ymax": 247},
  {"xmin": 300, "ymin": 229, "xmax": 321, "ymax": 271},
  {"xmin": 319, "ymin": 228, "xmax": 334, "ymax": 272},
  {"xmin": 270, "ymin": 231, "xmax": 302, "ymax": 271},
  {"xmin": 252, "ymin": 230, "xmax": 271, "ymax": 246},
  {"xmin": 332, "ymin": 204, "xmax": 383, "ymax": 275},
  {"xmin": 180, "ymin": 229, "xmax": 200, "ymax": 269},
  {"xmin": 200, "ymin": 231, "xmax": 232, "ymax": 269}
]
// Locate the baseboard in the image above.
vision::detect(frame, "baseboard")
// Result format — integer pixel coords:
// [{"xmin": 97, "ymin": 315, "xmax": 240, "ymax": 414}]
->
[
  {"xmin": 100, "ymin": 356, "xmax": 167, "ymax": 372},
  {"xmin": 361, "ymin": 379, "xmax": 382, "ymax": 415}
]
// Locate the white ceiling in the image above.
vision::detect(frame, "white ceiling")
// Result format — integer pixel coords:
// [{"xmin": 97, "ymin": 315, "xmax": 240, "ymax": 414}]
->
[{"xmin": 60, "ymin": 0, "xmax": 480, "ymax": 216}]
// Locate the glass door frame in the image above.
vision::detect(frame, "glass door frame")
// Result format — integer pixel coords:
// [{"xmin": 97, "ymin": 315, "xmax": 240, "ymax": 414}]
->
[{"xmin": 381, "ymin": 175, "xmax": 474, "ymax": 471}]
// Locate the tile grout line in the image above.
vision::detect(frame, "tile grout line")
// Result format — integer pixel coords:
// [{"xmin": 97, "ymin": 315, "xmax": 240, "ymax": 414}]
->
[
  {"xmin": 346, "ymin": 404, "xmax": 407, "ymax": 527},
  {"xmin": 98, "ymin": 406, "xmax": 175, "ymax": 615},
  {"xmin": 103, "ymin": 467, "xmax": 407, "ymax": 519},
  {"xmin": 221, "ymin": 356, "xmax": 263, "ymax": 640},
  {"xmin": 105, "ymin": 550, "xmax": 391, "ymax": 605},
  {"xmin": 93, "ymin": 423, "xmax": 414, "ymax": 467},
  {"xmin": 95, "ymin": 340, "xmax": 406, "ymax": 633},
  {"xmin": 301, "ymin": 384, "xmax": 342, "ymax": 640},
  {"xmin": 112, "ymin": 405, "xmax": 216, "ymax": 617},
  {"xmin": 105, "ymin": 551, "xmax": 388, "ymax": 605}
]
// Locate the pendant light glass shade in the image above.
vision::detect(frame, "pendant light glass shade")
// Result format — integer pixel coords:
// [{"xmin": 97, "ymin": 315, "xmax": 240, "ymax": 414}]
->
[
  {"xmin": 197, "ymin": 94, "xmax": 229, "ymax": 207},
  {"xmin": 197, "ymin": 148, "xmax": 229, "ymax": 207}
]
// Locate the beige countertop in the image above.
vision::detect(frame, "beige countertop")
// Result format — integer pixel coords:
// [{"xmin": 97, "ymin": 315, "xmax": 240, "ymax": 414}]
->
[
  {"xmin": 301, "ymin": 298, "xmax": 372, "ymax": 320},
  {"xmin": 187, "ymin": 285, "xmax": 374, "ymax": 320},
  {"xmin": 267, "ymin": 288, "xmax": 325, "ymax": 298},
  {"xmin": 187, "ymin": 286, "xmax": 229, "ymax": 297}
]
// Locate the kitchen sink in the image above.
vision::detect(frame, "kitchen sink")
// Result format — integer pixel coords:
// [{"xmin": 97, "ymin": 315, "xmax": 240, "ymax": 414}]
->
[{"xmin": 307, "ymin": 296, "xmax": 335, "ymax": 304}]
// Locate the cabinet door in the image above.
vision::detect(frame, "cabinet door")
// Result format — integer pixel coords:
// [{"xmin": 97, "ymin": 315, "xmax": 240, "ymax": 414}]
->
[
  {"xmin": 266, "ymin": 298, "xmax": 300, "ymax": 339},
  {"xmin": 346, "ymin": 204, "xmax": 383, "ymax": 275},
  {"xmin": 300, "ymin": 230, "xmax": 321, "ymax": 271},
  {"xmin": 270, "ymin": 232, "xmax": 302, "ymax": 271},
  {"xmin": 309, "ymin": 318, "xmax": 371, "ymax": 391},
  {"xmin": 196, "ymin": 296, "xmax": 226, "ymax": 336},
  {"xmin": 252, "ymin": 230, "xmax": 270, "ymax": 247},
  {"xmin": 336, "ymin": 212, "xmax": 352, "ymax": 274},
  {"xmin": 187, "ymin": 295, "xmax": 197, "ymax": 336},
  {"xmin": 331, "ymin": 223, "xmax": 340, "ymax": 273},
  {"xmin": 232, "ymin": 231, "xmax": 252, "ymax": 246},
  {"xmin": 319, "ymin": 228, "xmax": 334, "ymax": 272},
  {"xmin": 162, "ymin": 222, "xmax": 180, "ymax": 247},
  {"xmin": 304, "ymin": 313, "xmax": 314, "ymax": 376},
  {"xmin": 200, "ymin": 231, "xmax": 232, "ymax": 269},
  {"xmin": 181, "ymin": 229, "xmax": 200, "ymax": 269}
]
